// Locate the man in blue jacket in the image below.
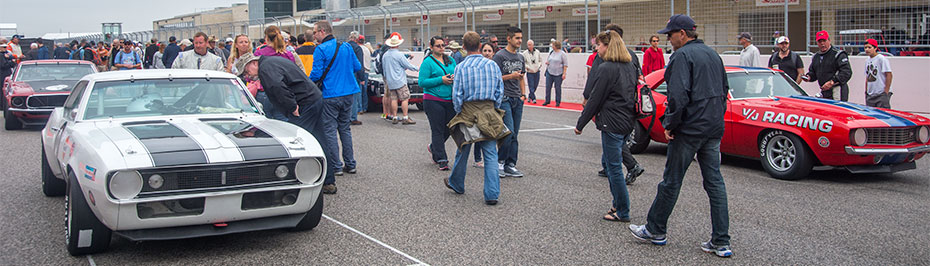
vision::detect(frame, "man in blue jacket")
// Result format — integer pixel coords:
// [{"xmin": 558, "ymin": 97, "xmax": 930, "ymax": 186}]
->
[
  {"xmin": 162, "ymin": 36, "xmax": 181, "ymax": 69},
  {"xmin": 309, "ymin": 20, "xmax": 362, "ymax": 194}
]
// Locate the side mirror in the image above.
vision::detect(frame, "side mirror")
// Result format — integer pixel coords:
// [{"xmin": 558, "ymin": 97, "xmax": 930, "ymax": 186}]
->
[{"xmin": 69, "ymin": 109, "xmax": 78, "ymax": 120}]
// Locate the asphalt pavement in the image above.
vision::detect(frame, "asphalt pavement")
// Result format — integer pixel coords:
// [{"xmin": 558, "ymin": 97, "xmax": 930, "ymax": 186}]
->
[{"xmin": 1, "ymin": 106, "xmax": 928, "ymax": 265}]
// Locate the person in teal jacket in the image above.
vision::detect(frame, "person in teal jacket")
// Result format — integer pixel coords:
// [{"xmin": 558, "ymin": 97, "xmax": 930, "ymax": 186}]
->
[{"xmin": 419, "ymin": 36, "xmax": 457, "ymax": 171}]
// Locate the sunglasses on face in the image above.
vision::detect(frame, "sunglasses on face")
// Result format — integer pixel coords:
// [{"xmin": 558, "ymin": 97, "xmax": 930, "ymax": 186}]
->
[
  {"xmin": 651, "ymin": 40, "xmax": 660, "ymax": 43},
  {"xmin": 433, "ymin": 44, "xmax": 445, "ymax": 48}
]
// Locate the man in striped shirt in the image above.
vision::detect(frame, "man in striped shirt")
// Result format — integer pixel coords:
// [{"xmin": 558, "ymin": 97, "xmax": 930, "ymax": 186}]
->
[{"xmin": 444, "ymin": 31, "xmax": 506, "ymax": 206}]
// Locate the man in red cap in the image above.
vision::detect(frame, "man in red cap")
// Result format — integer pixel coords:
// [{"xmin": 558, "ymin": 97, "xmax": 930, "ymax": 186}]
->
[
  {"xmin": 863, "ymin": 39, "xmax": 893, "ymax": 108},
  {"xmin": 802, "ymin": 31, "xmax": 852, "ymax": 101}
]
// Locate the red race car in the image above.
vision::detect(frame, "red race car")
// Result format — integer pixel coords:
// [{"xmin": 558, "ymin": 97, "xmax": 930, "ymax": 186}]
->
[
  {"xmin": 630, "ymin": 66, "xmax": 930, "ymax": 180},
  {"xmin": 2, "ymin": 60, "xmax": 97, "ymax": 130}
]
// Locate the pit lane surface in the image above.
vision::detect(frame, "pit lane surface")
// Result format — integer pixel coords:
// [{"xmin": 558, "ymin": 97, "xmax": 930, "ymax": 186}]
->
[{"xmin": 1, "ymin": 106, "xmax": 928, "ymax": 265}]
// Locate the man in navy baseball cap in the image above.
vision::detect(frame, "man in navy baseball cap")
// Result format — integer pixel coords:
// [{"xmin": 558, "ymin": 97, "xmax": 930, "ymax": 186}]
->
[{"xmin": 657, "ymin": 14, "xmax": 697, "ymax": 34}]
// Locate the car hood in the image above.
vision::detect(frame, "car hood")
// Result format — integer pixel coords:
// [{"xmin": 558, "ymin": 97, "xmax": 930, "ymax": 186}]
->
[
  {"xmin": 12, "ymin": 80, "xmax": 79, "ymax": 94},
  {"xmin": 92, "ymin": 116, "xmax": 316, "ymax": 169},
  {"xmin": 744, "ymin": 95, "xmax": 929, "ymax": 128}
]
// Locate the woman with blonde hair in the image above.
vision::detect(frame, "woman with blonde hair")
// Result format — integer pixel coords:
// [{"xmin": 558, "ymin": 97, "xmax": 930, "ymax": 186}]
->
[
  {"xmin": 574, "ymin": 30, "xmax": 637, "ymax": 222},
  {"xmin": 254, "ymin": 25, "xmax": 305, "ymax": 73},
  {"xmin": 226, "ymin": 34, "xmax": 253, "ymax": 74}
]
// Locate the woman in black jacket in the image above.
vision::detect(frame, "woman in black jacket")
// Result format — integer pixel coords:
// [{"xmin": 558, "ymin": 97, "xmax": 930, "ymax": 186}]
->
[{"xmin": 574, "ymin": 30, "xmax": 638, "ymax": 222}]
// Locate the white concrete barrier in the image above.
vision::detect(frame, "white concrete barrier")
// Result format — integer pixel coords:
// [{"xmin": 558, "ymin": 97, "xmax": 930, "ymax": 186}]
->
[{"xmin": 405, "ymin": 51, "xmax": 930, "ymax": 114}]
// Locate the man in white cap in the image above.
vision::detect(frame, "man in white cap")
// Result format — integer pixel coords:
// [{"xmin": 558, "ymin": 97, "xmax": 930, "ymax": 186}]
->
[
  {"xmin": 381, "ymin": 32, "xmax": 419, "ymax": 125},
  {"xmin": 767, "ymin": 36, "xmax": 804, "ymax": 84}
]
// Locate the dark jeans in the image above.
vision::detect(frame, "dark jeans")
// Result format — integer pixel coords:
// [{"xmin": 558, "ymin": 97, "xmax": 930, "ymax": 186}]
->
[
  {"xmin": 498, "ymin": 96, "xmax": 523, "ymax": 166},
  {"xmin": 322, "ymin": 95, "xmax": 356, "ymax": 172},
  {"xmin": 256, "ymin": 91, "xmax": 289, "ymax": 122},
  {"xmin": 602, "ymin": 131, "xmax": 631, "ymax": 219},
  {"xmin": 352, "ymin": 74, "xmax": 369, "ymax": 120},
  {"xmin": 545, "ymin": 73, "xmax": 563, "ymax": 104},
  {"xmin": 448, "ymin": 140, "xmax": 500, "ymax": 201},
  {"xmin": 424, "ymin": 100, "xmax": 455, "ymax": 163},
  {"xmin": 285, "ymin": 99, "xmax": 335, "ymax": 185},
  {"xmin": 601, "ymin": 134, "xmax": 640, "ymax": 171},
  {"xmin": 646, "ymin": 135, "xmax": 730, "ymax": 246},
  {"xmin": 527, "ymin": 72, "xmax": 541, "ymax": 101}
]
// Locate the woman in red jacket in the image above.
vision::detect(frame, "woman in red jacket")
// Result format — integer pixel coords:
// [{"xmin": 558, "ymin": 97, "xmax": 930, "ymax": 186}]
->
[{"xmin": 642, "ymin": 35, "xmax": 665, "ymax": 75}]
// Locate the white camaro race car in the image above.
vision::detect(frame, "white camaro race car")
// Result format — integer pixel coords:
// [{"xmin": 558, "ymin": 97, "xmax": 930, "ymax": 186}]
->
[{"xmin": 39, "ymin": 70, "xmax": 326, "ymax": 255}]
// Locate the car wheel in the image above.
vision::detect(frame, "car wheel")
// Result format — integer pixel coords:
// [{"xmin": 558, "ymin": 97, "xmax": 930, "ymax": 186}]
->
[
  {"xmin": 292, "ymin": 191, "xmax": 324, "ymax": 231},
  {"xmin": 4, "ymin": 110, "xmax": 22, "ymax": 130},
  {"xmin": 415, "ymin": 102, "xmax": 424, "ymax": 111},
  {"xmin": 759, "ymin": 130, "xmax": 813, "ymax": 180},
  {"xmin": 65, "ymin": 171, "xmax": 111, "ymax": 256},
  {"xmin": 42, "ymin": 144, "xmax": 66, "ymax": 197},
  {"xmin": 627, "ymin": 122, "xmax": 651, "ymax": 154}
]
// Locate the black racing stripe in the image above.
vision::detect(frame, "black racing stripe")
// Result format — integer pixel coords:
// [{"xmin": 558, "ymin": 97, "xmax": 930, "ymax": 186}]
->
[
  {"xmin": 124, "ymin": 123, "xmax": 209, "ymax": 167},
  {"xmin": 201, "ymin": 119, "xmax": 290, "ymax": 161}
]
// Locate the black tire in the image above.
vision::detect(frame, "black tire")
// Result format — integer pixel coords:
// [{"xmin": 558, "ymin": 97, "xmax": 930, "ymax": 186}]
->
[
  {"xmin": 66, "ymin": 171, "xmax": 111, "ymax": 256},
  {"xmin": 4, "ymin": 109, "xmax": 22, "ymax": 130},
  {"xmin": 415, "ymin": 102, "xmax": 424, "ymax": 111},
  {"xmin": 42, "ymin": 145, "xmax": 66, "ymax": 197},
  {"xmin": 759, "ymin": 130, "xmax": 813, "ymax": 180},
  {"xmin": 627, "ymin": 122, "xmax": 651, "ymax": 154},
  {"xmin": 292, "ymin": 191, "xmax": 324, "ymax": 231}
]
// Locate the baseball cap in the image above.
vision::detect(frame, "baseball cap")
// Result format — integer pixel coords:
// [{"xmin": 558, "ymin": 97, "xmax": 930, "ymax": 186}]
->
[
  {"xmin": 866, "ymin": 38, "xmax": 878, "ymax": 48},
  {"xmin": 737, "ymin": 32, "xmax": 752, "ymax": 40},
  {"xmin": 658, "ymin": 14, "xmax": 697, "ymax": 34},
  {"xmin": 11, "ymin": 34, "xmax": 22, "ymax": 40},
  {"xmin": 776, "ymin": 36, "xmax": 789, "ymax": 44},
  {"xmin": 225, "ymin": 37, "xmax": 233, "ymax": 43},
  {"xmin": 815, "ymin": 31, "xmax": 830, "ymax": 41}
]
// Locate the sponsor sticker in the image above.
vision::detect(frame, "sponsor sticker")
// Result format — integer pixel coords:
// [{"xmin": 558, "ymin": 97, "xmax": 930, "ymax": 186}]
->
[
  {"xmin": 82, "ymin": 164, "xmax": 96, "ymax": 181},
  {"xmin": 818, "ymin": 136, "xmax": 830, "ymax": 148},
  {"xmin": 743, "ymin": 108, "xmax": 833, "ymax": 133}
]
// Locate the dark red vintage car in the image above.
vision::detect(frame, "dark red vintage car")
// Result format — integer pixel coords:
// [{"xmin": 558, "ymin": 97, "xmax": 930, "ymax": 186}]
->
[
  {"xmin": 630, "ymin": 66, "xmax": 930, "ymax": 180},
  {"xmin": 2, "ymin": 60, "xmax": 97, "ymax": 129}
]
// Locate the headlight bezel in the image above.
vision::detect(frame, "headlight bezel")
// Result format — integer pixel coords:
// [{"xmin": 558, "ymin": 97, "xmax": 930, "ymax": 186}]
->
[
  {"xmin": 108, "ymin": 170, "xmax": 143, "ymax": 200},
  {"xmin": 295, "ymin": 157, "xmax": 323, "ymax": 184},
  {"xmin": 917, "ymin": 126, "xmax": 930, "ymax": 144},
  {"xmin": 850, "ymin": 128, "xmax": 868, "ymax": 146}
]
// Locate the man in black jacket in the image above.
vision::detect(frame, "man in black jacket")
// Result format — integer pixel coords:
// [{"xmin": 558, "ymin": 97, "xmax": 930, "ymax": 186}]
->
[
  {"xmin": 143, "ymin": 38, "xmax": 158, "ymax": 69},
  {"xmin": 162, "ymin": 36, "xmax": 181, "ymax": 69},
  {"xmin": 347, "ymin": 31, "xmax": 365, "ymax": 125},
  {"xmin": 241, "ymin": 55, "xmax": 336, "ymax": 194},
  {"xmin": 1, "ymin": 43, "xmax": 16, "ymax": 106},
  {"xmin": 803, "ymin": 31, "xmax": 852, "ymax": 101},
  {"xmin": 628, "ymin": 14, "xmax": 733, "ymax": 258}
]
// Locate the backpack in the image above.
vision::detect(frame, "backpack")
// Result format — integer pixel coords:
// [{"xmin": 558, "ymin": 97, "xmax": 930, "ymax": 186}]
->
[
  {"xmin": 375, "ymin": 51, "xmax": 385, "ymax": 75},
  {"xmin": 634, "ymin": 80, "xmax": 656, "ymax": 119},
  {"xmin": 80, "ymin": 48, "xmax": 102, "ymax": 65}
]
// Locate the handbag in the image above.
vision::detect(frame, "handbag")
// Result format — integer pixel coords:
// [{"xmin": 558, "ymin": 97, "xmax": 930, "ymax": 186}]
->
[{"xmin": 315, "ymin": 41, "xmax": 342, "ymax": 90}]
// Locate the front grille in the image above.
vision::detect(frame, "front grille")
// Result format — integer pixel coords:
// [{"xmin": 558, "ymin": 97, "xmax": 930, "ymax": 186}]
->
[
  {"xmin": 137, "ymin": 159, "xmax": 299, "ymax": 197},
  {"xmin": 26, "ymin": 95, "xmax": 69, "ymax": 108},
  {"xmin": 866, "ymin": 128, "xmax": 917, "ymax": 145}
]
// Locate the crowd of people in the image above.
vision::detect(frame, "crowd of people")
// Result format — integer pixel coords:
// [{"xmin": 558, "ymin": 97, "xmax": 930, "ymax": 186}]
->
[{"xmin": 1, "ymin": 12, "xmax": 912, "ymax": 258}]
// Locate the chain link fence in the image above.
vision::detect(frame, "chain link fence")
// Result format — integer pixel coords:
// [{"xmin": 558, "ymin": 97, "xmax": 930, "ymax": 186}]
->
[{"xmin": 52, "ymin": 0, "xmax": 930, "ymax": 56}]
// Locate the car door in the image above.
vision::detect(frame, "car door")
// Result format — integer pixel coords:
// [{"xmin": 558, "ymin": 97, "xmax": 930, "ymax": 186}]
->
[{"xmin": 51, "ymin": 80, "xmax": 88, "ymax": 174}]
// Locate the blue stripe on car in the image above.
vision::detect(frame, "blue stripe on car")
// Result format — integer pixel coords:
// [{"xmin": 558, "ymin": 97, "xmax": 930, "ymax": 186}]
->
[{"xmin": 788, "ymin": 96, "xmax": 916, "ymax": 127}]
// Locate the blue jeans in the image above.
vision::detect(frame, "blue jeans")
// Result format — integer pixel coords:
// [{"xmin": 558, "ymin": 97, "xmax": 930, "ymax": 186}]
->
[
  {"xmin": 498, "ymin": 96, "xmax": 523, "ymax": 166},
  {"xmin": 285, "ymin": 100, "xmax": 335, "ymax": 185},
  {"xmin": 350, "ymin": 92, "xmax": 361, "ymax": 121},
  {"xmin": 424, "ymin": 100, "xmax": 455, "ymax": 163},
  {"xmin": 602, "ymin": 131, "xmax": 630, "ymax": 219},
  {"xmin": 321, "ymin": 95, "xmax": 356, "ymax": 172},
  {"xmin": 448, "ymin": 140, "xmax": 500, "ymax": 201},
  {"xmin": 545, "ymin": 73, "xmax": 563, "ymax": 104},
  {"xmin": 358, "ymin": 73, "xmax": 369, "ymax": 111},
  {"xmin": 646, "ymin": 135, "xmax": 730, "ymax": 246},
  {"xmin": 601, "ymin": 134, "xmax": 639, "ymax": 171},
  {"xmin": 256, "ymin": 91, "xmax": 288, "ymax": 122},
  {"xmin": 527, "ymin": 72, "xmax": 541, "ymax": 101}
]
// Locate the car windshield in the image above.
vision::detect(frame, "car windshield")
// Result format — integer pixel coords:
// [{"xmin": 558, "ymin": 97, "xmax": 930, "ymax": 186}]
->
[
  {"xmin": 727, "ymin": 72, "xmax": 808, "ymax": 99},
  {"xmin": 83, "ymin": 78, "xmax": 259, "ymax": 120},
  {"xmin": 16, "ymin": 64, "xmax": 96, "ymax": 82}
]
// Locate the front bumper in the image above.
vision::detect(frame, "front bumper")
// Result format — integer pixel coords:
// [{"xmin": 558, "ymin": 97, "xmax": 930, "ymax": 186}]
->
[
  {"xmin": 845, "ymin": 144, "xmax": 930, "ymax": 155},
  {"xmin": 114, "ymin": 212, "xmax": 305, "ymax": 241},
  {"xmin": 846, "ymin": 161, "xmax": 917, "ymax": 174},
  {"xmin": 6, "ymin": 108, "xmax": 52, "ymax": 125}
]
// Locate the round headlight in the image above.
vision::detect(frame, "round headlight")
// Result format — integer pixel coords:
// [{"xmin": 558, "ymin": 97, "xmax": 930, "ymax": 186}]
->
[
  {"xmin": 275, "ymin": 165, "xmax": 290, "ymax": 179},
  {"xmin": 109, "ymin": 171, "xmax": 143, "ymax": 200},
  {"xmin": 918, "ymin": 126, "xmax": 930, "ymax": 144},
  {"xmin": 295, "ymin": 158, "xmax": 323, "ymax": 184},
  {"xmin": 11, "ymin": 97, "xmax": 25, "ymax": 108},
  {"xmin": 851, "ymin": 128, "xmax": 868, "ymax": 146},
  {"xmin": 148, "ymin": 174, "xmax": 164, "ymax": 190}
]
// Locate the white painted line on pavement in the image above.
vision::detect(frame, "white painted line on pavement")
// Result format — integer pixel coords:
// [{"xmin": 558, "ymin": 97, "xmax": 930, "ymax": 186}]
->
[
  {"xmin": 521, "ymin": 127, "xmax": 576, "ymax": 133},
  {"xmin": 86, "ymin": 255, "xmax": 97, "ymax": 266},
  {"xmin": 323, "ymin": 214, "xmax": 429, "ymax": 266}
]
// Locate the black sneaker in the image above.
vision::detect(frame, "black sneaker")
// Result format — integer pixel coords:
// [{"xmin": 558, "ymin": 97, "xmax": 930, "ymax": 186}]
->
[
  {"xmin": 598, "ymin": 169, "xmax": 608, "ymax": 177},
  {"xmin": 322, "ymin": 184, "xmax": 338, "ymax": 194},
  {"xmin": 504, "ymin": 165, "xmax": 524, "ymax": 178},
  {"xmin": 485, "ymin": 199, "xmax": 499, "ymax": 205},
  {"xmin": 625, "ymin": 165, "xmax": 645, "ymax": 185},
  {"xmin": 438, "ymin": 162, "xmax": 450, "ymax": 171},
  {"xmin": 346, "ymin": 167, "xmax": 357, "ymax": 174}
]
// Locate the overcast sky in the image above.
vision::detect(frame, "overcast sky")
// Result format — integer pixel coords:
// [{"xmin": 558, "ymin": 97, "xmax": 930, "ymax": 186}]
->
[{"xmin": 0, "ymin": 0, "xmax": 245, "ymax": 38}]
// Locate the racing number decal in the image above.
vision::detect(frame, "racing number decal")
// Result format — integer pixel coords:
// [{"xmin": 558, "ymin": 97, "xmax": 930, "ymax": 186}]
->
[{"xmin": 743, "ymin": 108, "xmax": 833, "ymax": 133}]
